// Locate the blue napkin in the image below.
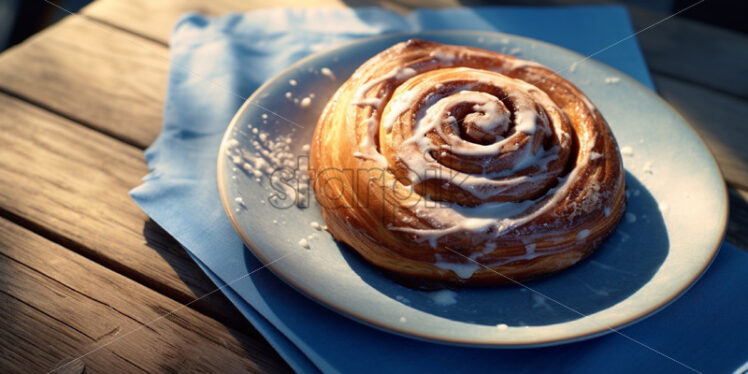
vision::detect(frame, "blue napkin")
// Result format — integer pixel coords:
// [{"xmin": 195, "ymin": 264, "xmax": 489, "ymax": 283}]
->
[{"xmin": 131, "ymin": 6, "xmax": 748, "ymax": 373}]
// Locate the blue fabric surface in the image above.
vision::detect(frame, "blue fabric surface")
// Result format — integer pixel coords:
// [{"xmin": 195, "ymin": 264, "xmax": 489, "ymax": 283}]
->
[{"xmin": 131, "ymin": 6, "xmax": 748, "ymax": 373}]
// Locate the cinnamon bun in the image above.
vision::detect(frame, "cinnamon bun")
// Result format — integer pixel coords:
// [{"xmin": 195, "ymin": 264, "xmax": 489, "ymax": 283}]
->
[{"xmin": 309, "ymin": 39, "xmax": 626, "ymax": 287}]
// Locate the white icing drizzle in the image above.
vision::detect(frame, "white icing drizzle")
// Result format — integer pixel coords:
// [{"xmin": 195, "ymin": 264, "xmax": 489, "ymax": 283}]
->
[
  {"xmin": 351, "ymin": 66, "xmax": 417, "ymax": 108},
  {"xmin": 577, "ymin": 229, "xmax": 590, "ymax": 240},
  {"xmin": 429, "ymin": 50, "xmax": 457, "ymax": 63},
  {"xmin": 340, "ymin": 45, "xmax": 611, "ymax": 279},
  {"xmin": 433, "ymin": 258, "xmax": 480, "ymax": 279}
]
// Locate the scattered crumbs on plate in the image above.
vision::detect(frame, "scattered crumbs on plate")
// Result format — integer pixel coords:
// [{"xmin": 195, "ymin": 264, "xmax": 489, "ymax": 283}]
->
[
  {"xmin": 428, "ymin": 290, "xmax": 458, "ymax": 306},
  {"xmin": 604, "ymin": 76, "xmax": 621, "ymax": 84},
  {"xmin": 643, "ymin": 161, "xmax": 653, "ymax": 174},
  {"xmin": 320, "ymin": 67, "xmax": 336, "ymax": 81},
  {"xmin": 395, "ymin": 295, "xmax": 411, "ymax": 304},
  {"xmin": 289, "ymin": 79, "xmax": 297, "ymax": 86},
  {"xmin": 618, "ymin": 230, "xmax": 631, "ymax": 242},
  {"xmin": 300, "ymin": 97, "xmax": 312, "ymax": 108},
  {"xmin": 302, "ymin": 144, "xmax": 310, "ymax": 152},
  {"xmin": 620, "ymin": 146, "xmax": 634, "ymax": 156},
  {"xmin": 625, "ymin": 212, "xmax": 637, "ymax": 224},
  {"xmin": 496, "ymin": 323, "xmax": 508, "ymax": 330},
  {"xmin": 234, "ymin": 196, "xmax": 246, "ymax": 208},
  {"xmin": 310, "ymin": 221, "xmax": 322, "ymax": 230},
  {"xmin": 298, "ymin": 238, "xmax": 310, "ymax": 249},
  {"xmin": 399, "ymin": 316, "xmax": 407, "ymax": 323},
  {"xmin": 285, "ymin": 92, "xmax": 292, "ymax": 99},
  {"xmin": 531, "ymin": 293, "xmax": 553, "ymax": 311}
]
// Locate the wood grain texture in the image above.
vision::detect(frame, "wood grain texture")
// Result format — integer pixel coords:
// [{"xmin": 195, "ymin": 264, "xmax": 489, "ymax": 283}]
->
[
  {"xmin": 0, "ymin": 16, "xmax": 167, "ymax": 148},
  {"xmin": 0, "ymin": 217, "xmax": 290, "ymax": 373},
  {"xmin": 628, "ymin": 5, "xmax": 748, "ymax": 99},
  {"xmin": 0, "ymin": 93, "xmax": 257, "ymax": 332},
  {"xmin": 81, "ymin": 0, "xmax": 352, "ymax": 45},
  {"xmin": 652, "ymin": 74, "xmax": 748, "ymax": 189},
  {"xmin": 1, "ymin": 6, "xmax": 745, "ymax": 189},
  {"xmin": 81, "ymin": 0, "xmax": 748, "ymax": 99}
]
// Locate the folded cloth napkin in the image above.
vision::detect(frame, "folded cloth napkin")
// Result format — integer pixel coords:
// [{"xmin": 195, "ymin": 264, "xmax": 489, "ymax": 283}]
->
[{"xmin": 131, "ymin": 6, "xmax": 748, "ymax": 373}]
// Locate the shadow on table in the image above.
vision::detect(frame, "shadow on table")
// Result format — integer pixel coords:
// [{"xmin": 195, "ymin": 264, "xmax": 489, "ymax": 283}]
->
[
  {"xmin": 141, "ymin": 219, "xmax": 293, "ymax": 373},
  {"xmin": 339, "ymin": 171, "xmax": 669, "ymax": 327}
]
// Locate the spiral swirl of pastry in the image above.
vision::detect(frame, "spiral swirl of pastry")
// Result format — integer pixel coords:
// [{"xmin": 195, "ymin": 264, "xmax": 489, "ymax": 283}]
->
[{"xmin": 310, "ymin": 39, "xmax": 626, "ymax": 287}]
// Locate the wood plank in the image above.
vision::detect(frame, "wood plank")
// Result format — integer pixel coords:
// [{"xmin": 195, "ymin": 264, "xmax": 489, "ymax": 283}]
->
[
  {"xmin": 727, "ymin": 188, "xmax": 748, "ymax": 251},
  {"xmin": 628, "ymin": 5, "xmax": 748, "ymax": 99},
  {"xmin": 652, "ymin": 74, "xmax": 748, "ymax": 189},
  {"xmin": 81, "ymin": 0, "xmax": 353, "ymax": 46},
  {"xmin": 0, "ymin": 92, "xmax": 255, "ymax": 333},
  {"xmin": 81, "ymin": 0, "xmax": 748, "ymax": 99},
  {"xmin": 0, "ymin": 16, "xmax": 167, "ymax": 148},
  {"xmin": 0, "ymin": 217, "xmax": 290, "ymax": 373},
  {"xmin": 1, "ymin": 6, "xmax": 744, "ymax": 214},
  {"xmin": 2, "ymin": 7, "xmax": 746, "ymax": 189}
]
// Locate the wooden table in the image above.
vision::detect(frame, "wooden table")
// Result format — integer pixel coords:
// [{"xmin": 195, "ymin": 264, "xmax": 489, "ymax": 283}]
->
[{"xmin": 1, "ymin": 1, "xmax": 746, "ymax": 372}]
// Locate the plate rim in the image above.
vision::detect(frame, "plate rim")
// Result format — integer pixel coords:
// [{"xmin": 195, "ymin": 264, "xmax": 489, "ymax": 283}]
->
[{"xmin": 216, "ymin": 30, "xmax": 728, "ymax": 348}]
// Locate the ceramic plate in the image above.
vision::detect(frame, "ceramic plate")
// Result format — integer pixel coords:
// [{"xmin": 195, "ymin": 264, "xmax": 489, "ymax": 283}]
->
[{"xmin": 217, "ymin": 31, "xmax": 727, "ymax": 347}]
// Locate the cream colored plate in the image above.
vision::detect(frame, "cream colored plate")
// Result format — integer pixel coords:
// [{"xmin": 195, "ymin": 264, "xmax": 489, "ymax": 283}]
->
[{"xmin": 218, "ymin": 31, "xmax": 726, "ymax": 347}]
